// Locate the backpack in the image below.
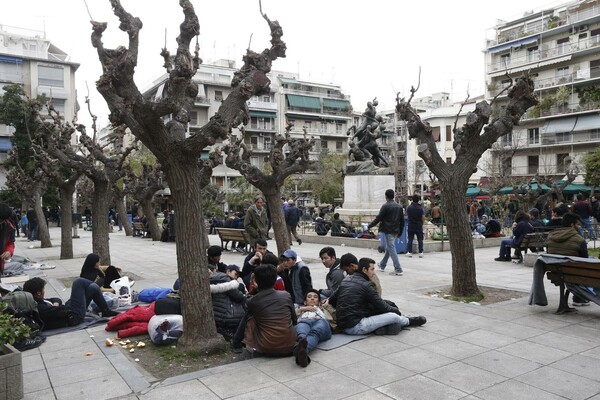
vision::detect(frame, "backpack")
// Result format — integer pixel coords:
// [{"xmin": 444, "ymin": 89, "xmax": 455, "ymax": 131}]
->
[
  {"xmin": 315, "ymin": 221, "xmax": 329, "ymax": 235},
  {"xmin": 1, "ymin": 291, "xmax": 45, "ymax": 349}
]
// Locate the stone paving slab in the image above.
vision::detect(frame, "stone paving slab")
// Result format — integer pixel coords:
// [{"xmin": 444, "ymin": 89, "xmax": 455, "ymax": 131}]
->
[{"xmin": 12, "ymin": 227, "xmax": 600, "ymax": 399}]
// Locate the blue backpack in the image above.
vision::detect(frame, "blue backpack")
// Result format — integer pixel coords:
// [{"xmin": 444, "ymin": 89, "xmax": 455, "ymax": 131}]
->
[{"xmin": 138, "ymin": 287, "xmax": 172, "ymax": 303}]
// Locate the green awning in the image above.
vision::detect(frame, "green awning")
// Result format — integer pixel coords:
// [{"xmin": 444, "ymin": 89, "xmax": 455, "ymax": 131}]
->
[
  {"xmin": 497, "ymin": 181, "xmax": 550, "ymax": 194},
  {"xmin": 554, "ymin": 181, "xmax": 593, "ymax": 195},
  {"xmin": 249, "ymin": 111, "xmax": 276, "ymax": 118},
  {"xmin": 279, "ymin": 77, "xmax": 298, "ymax": 85},
  {"xmin": 200, "ymin": 151, "xmax": 210, "ymax": 161},
  {"xmin": 287, "ymin": 94, "xmax": 321, "ymax": 110},
  {"xmin": 466, "ymin": 187, "xmax": 481, "ymax": 197},
  {"xmin": 323, "ymin": 98, "xmax": 350, "ymax": 110}
]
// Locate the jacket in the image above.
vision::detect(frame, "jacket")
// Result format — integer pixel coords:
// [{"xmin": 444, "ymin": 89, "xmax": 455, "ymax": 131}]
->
[
  {"xmin": 406, "ymin": 202, "xmax": 425, "ymax": 230},
  {"xmin": 320, "ymin": 259, "xmax": 344, "ymax": 298},
  {"xmin": 243, "ymin": 205, "xmax": 268, "ymax": 246},
  {"xmin": 284, "ymin": 205, "xmax": 302, "ymax": 227},
  {"xmin": 369, "ymin": 199, "xmax": 404, "ymax": 235},
  {"xmin": 512, "ymin": 220, "xmax": 534, "ymax": 247},
  {"xmin": 547, "ymin": 227, "xmax": 588, "ymax": 258},
  {"xmin": 329, "ymin": 272, "xmax": 400, "ymax": 330},
  {"xmin": 209, "ymin": 273, "xmax": 246, "ymax": 332},
  {"xmin": 279, "ymin": 261, "xmax": 313, "ymax": 304},
  {"xmin": 0, "ymin": 219, "xmax": 15, "ymax": 273},
  {"xmin": 106, "ymin": 302, "xmax": 156, "ymax": 338},
  {"xmin": 244, "ymin": 288, "xmax": 297, "ymax": 355}
]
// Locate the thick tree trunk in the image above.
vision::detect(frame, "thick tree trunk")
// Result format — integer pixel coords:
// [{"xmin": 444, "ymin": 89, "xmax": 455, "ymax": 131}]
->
[
  {"xmin": 440, "ymin": 177, "xmax": 480, "ymax": 297},
  {"xmin": 115, "ymin": 195, "xmax": 133, "ymax": 236},
  {"xmin": 140, "ymin": 200, "xmax": 160, "ymax": 241},
  {"xmin": 33, "ymin": 191, "xmax": 52, "ymax": 248},
  {"xmin": 165, "ymin": 161, "xmax": 225, "ymax": 352},
  {"xmin": 59, "ymin": 186, "xmax": 74, "ymax": 259},
  {"xmin": 91, "ymin": 180, "xmax": 112, "ymax": 265},
  {"xmin": 264, "ymin": 190, "xmax": 287, "ymax": 255}
]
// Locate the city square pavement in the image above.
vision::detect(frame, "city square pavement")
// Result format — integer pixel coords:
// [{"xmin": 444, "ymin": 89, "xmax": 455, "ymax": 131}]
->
[{"xmin": 14, "ymin": 227, "xmax": 600, "ymax": 400}]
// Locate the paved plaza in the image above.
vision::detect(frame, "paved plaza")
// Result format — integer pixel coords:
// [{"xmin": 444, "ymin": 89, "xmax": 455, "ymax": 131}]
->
[{"xmin": 14, "ymin": 227, "xmax": 600, "ymax": 400}]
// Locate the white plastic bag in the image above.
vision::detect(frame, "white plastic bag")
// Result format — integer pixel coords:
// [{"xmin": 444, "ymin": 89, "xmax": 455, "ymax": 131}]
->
[
  {"xmin": 110, "ymin": 277, "xmax": 132, "ymax": 306},
  {"xmin": 148, "ymin": 314, "xmax": 183, "ymax": 345}
]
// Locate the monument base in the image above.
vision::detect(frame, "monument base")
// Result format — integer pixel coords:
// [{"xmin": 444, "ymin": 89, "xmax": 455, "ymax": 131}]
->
[{"xmin": 335, "ymin": 175, "xmax": 395, "ymax": 225}]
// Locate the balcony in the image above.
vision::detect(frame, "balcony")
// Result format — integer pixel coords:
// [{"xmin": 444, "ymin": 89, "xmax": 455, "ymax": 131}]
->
[{"xmin": 247, "ymin": 100, "xmax": 277, "ymax": 111}]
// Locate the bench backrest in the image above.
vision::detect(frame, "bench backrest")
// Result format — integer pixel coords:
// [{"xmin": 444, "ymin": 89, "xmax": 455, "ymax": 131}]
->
[
  {"xmin": 216, "ymin": 227, "xmax": 249, "ymax": 240},
  {"xmin": 545, "ymin": 261, "xmax": 600, "ymax": 288},
  {"xmin": 521, "ymin": 232, "xmax": 548, "ymax": 249}
]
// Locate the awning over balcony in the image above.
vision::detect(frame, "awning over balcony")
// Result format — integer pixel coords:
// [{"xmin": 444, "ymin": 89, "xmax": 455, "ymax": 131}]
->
[
  {"xmin": 573, "ymin": 114, "xmax": 600, "ymax": 132},
  {"xmin": 323, "ymin": 98, "xmax": 350, "ymax": 110},
  {"xmin": 249, "ymin": 111, "xmax": 276, "ymax": 118},
  {"xmin": 541, "ymin": 117, "xmax": 576, "ymax": 134},
  {"xmin": 0, "ymin": 56, "xmax": 23, "ymax": 64},
  {"xmin": 287, "ymin": 95, "xmax": 321, "ymax": 109},
  {"xmin": 538, "ymin": 55, "xmax": 572, "ymax": 67},
  {"xmin": 488, "ymin": 35, "xmax": 540, "ymax": 54}
]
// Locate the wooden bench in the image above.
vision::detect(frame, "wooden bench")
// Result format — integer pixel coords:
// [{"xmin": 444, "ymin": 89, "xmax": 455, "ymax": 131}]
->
[
  {"xmin": 542, "ymin": 256, "xmax": 600, "ymax": 314},
  {"xmin": 519, "ymin": 232, "xmax": 549, "ymax": 255},
  {"xmin": 132, "ymin": 222, "xmax": 148, "ymax": 238},
  {"xmin": 215, "ymin": 228, "xmax": 250, "ymax": 252}
]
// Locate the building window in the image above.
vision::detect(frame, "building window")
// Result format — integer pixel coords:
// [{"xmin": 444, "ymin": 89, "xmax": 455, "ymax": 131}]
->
[
  {"xmin": 250, "ymin": 156, "xmax": 259, "ymax": 167},
  {"xmin": 214, "ymin": 90, "xmax": 223, "ymax": 101},
  {"xmin": 528, "ymin": 155, "xmax": 539, "ymax": 174},
  {"xmin": 591, "ymin": 128, "xmax": 600, "ymax": 140},
  {"xmin": 263, "ymin": 137, "xmax": 272, "ymax": 150},
  {"xmin": 556, "ymin": 66, "xmax": 569, "ymax": 81},
  {"xmin": 48, "ymin": 99, "xmax": 66, "ymax": 114},
  {"xmin": 501, "ymin": 157, "xmax": 512, "ymax": 175},
  {"xmin": 445, "ymin": 125, "xmax": 452, "ymax": 141},
  {"xmin": 556, "ymin": 132, "xmax": 571, "ymax": 142},
  {"xmin": 250, "ymin": 117, "xmax": 272, "ymax": 130},
  {"xmin": 0, "ymin": 61, "xmax": 23, "ymax": 82},
  {"xmin": 38, "ymin": 65, "xmax": 64, "ymax": 87},
  {"xmin": 431, "ymin": 126, "xmax": 441, "ymax": 142},
  {"xmin": 336, "ymin": 123, "xmax": 342, "ymax": 134},
  {"xmin": 250, "ymin": 136, "xmax": 258, "ymax": 149},
  {"xmin": 501, "ymin": 132, "xmax": 513, "ymax": 146},
  {"xmin": 321, "ymin": 140, "xmax": 328, "ymax": 152},
  {"xmin": 591, "ymin": 28, "xmax": 600, "ymax": 45},
  {"xmin": 556, "ymin": 37, "xmax": 569, "ymax": 55},
  {"xmin": 262, "ymin": 95, "xmax": 271, "ymax": 103},
  {"xmin": 557, "ymin": 153, "xmax": 570, "ymax": 173},
  {"xmin": 500, "ymin": 53, "xmax": 511, "ymax": 68},
  {"xmin": 336, "ymin": 141, "xmax": 343, "ymax": 152},
  {"xmin": 304, "ymin": 121, "xmax": 312, "ymax": 130},
  {"xmin": 528, "ymin": 128, "xmax": 539, "ymax": 144},
  {"xmin": 527, "ymin": 46, "xmax": 539, "ymax": 62},
  {"xmin": 189, "ymin": 111, "xmax": 198, "ymax": 126},
  {"xmin": 321, "ymin": 122, "xmax": 327, "ymax": 133}
]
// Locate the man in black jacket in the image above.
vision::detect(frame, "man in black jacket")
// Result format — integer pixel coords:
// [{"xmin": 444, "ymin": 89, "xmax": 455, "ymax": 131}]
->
[
  {"xmin": 368, "ymin": 189, "xmax": 404, "ymax": 275},
  {"xmin": 328, "ymin": 255, "xmax": 425, "ymax": 335},
  {"xmin": 317, "ymin": 247, "xmax": 344, "ymax": 299}
]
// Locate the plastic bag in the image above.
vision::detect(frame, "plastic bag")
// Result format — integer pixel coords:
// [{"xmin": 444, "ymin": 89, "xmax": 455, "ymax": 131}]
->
[
  {"xmin": 148, "ymin": 314, "xmax": 183, "ymax": 345},
  {"xmin": 110, "ymin": 277, "xmax": 133, "ymax": 306}
]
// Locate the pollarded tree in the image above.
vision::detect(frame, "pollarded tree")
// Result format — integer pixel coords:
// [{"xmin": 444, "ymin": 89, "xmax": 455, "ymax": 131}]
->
[
  {"xmin": 91, "ymin": 0, "xmax": 286, "ymax": 351},
  {"xmin": 395, "ymin": 74, "xmax": 537, "ymax": 297},
  {"xmin": 224, "ymin": 124, "xmax": 315, "ymax": 254},
  {"xmin": 584, "ymin": 148, "xmax": 600, "ymax": 196}
]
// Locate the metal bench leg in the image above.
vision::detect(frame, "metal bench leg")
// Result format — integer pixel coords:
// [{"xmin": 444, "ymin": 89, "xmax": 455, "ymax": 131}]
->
[{"xmin": 555, "ymin": 283, "xmax": 576, "ymax": 314}]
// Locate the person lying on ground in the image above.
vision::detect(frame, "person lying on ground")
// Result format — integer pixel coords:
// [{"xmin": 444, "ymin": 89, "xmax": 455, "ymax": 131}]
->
[{"xmin": 293, "ymin": 289, "xmax": 332, "ymax": 367}]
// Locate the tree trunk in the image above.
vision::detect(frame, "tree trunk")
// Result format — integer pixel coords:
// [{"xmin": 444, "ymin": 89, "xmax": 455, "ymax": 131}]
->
[
  {"xmin": 441, "ymin": 177, "xmax": 480, "ymax": 297},
  {"xmin": 58, "ymin": 186, "xmax": 74, "ymax": 259},
  {"xmin": 115, "ymin": 195, "xmax": 133, "ymax": 236},
  {"xmin": 33, "ymin": 191, "xmax": 52, "ymax": 248},
  {"xmin": 264, "ymin": 190, "xmax": 287, "ymax": 255},
  {"xmin": 91, "ymin": 180, "xmax": 112, "ymax": 265},
  {"xmin": 140, "ymin": 199, "xmax": 160, "ymax": 241},
  {"xmin": 165, "ymin": 161, "xmax": 225, "ymax": 352}
]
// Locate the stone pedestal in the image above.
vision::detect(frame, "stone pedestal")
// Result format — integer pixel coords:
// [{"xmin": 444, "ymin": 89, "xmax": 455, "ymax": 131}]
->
[
  {"xmin": 335, "ymin": 175, "xmax": 395, "ymax": 224},
  {"xmin": 0, "ymin": 344, "xmax": 23, "ymax": 400}
]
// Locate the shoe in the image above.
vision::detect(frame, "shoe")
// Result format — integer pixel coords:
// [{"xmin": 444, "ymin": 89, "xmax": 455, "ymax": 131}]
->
[
  {"xmin": 418, "ymin": 253, "xmax": 424, "ymax": 258},
  {"xmin": 389, "ymin": 271, "xmax": 403, "ymax": 276},
  {"xmin": 243, "ymin": 347, "xmax": 264, "ymax": 360},
  {"xmin": 572, "ymin": 302, "xmax": 590, "ymax": 306},
  {"xmin": 406, "ymin": 253, "xmax": 413, "ymax": 258},
  {"xmin": 494, "ymin": 257, "xmax": 511, "ymax": 262},
  {"xmin": 231, "ymin": 343, "xmax": 243, "ymax": 354},
  {"xmin": 511, "ymin": 255, "xmax": 520, "ymax": 260},
  {"xmin": 297, "ymin": 239, "xmax": 302, "ymax": 245},
  {"xmin": 374, "ymin": 322, "xmax": 402, "ymax": 335},
  {"xmin": 408, "ymin": 316, "xmax": 427, "ymax": 327},
  {"xmin": 295, "ymin": 338, "xmax": 310, "ymax": 367},
  {"xmin": 102, "ymin": 309, "xmax": 121, "ymax": 318},
  {"xmin": 377, "ymin": 263, "xmax": 385, "ymax": 272}
]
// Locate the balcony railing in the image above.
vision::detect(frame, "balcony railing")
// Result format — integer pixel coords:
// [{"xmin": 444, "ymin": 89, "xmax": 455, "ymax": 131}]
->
[{"xmin": 521, "ymin": 100, "xmax": 600, "ymax": 120}]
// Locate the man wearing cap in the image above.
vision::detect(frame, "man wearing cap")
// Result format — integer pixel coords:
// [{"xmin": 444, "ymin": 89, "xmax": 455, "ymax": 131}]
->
[
  {"xmin": 284, "ymin": 200, "xmax": 303, "ymax": 246},
  {"xmin": 329, "ymin": 255, "xmax": 426, "ymax": 335},
  {"xmin": 207, "ymin": 245, "xmax": 227, "ymax": 273},
  {"xmin": 0, "ymin": 203, "xmax": 15, "ymax": 278},
  {"xmin": 244, "ymin": 195, "xmax": 268, "ymax": 249},
  {"xmin": 368, "ymin": 189, "xmax": 404, "ymax": 275},
  {"xmin": 278, "ymin": 249, "xmax": 313, "ymax": 306}
]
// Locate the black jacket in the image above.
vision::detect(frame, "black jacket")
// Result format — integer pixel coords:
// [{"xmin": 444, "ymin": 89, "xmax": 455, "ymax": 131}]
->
[
  {"xmin": 369, "ymin": 199, "xmax": 404, "ymax": 235},
  {"xmin": 329, "ymin": 272, "xmax": 400, "ymax": 330},
  {"xmin": 209, "ymin": 273, "xmax": 246, "ymax": 333}
]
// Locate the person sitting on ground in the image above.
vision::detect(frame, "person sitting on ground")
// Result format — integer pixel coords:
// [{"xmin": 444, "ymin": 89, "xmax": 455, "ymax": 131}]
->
[
  {"xmin": 240, "ymin": 238, "xmax": 272, "ymax": 287},
  {"xmin": 243, "ymin": 264, "xmax": 297, "ymax": 357},
  {"xmin": 314, "ymin": 212, "xmax": 331, "ymax": 236},
  {"xmin": 23, "ymin": 276, "xmax": 120, "ymax": 330},
  {"xmin": 338, "ymin": 253, "xmax": 382, "ymax": 296},
  {"xmin": 293, "ymin": 289, "xmax": 332, "ymax": 367},
  {"xmin": 318, "ymin": 247, "xmax": 344, "ymax": 299},
  {"xmin": 210, "ymin": 266, "xmax": 247, "ymax": 341},
  {"xmin": 330, "ymin": 213, "xmax": 355, "ymax": 238},
  {"xmin": 207, "ymin": 245, "xmax": 228, "ymax": 273},
  {"xmin": 547, "ymin": 212, "xmax": 591, "ymax": 307},
  {"xmin": 494, "ymin": 210, "xmax": 534, "ymax": 262},
  {"xmin": 80, "ymin": 253, "xmax": 122, "ymax": 292},
  {"xmin": 277, "ymin": 249, "xmax": 313, "ymax": 306},
  {"xmin": 479, "ymin": 215, "xmax": 502, "ymax": 238},
  {"xmin": 328, "ymin": 257, "xmax": 426, "ymax": 335}
]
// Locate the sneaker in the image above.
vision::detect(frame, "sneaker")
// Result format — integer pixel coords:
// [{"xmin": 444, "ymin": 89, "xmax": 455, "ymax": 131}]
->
[
  {"xmin": 408, "ymin": 316, "xmax": 427, "ymax": 327},
  {"xmin": 377, "ymin": 264, "xmax": 385, "ymax": 272},
  {"xmin": 389, "ymin": 271, "xmax": 403, "ymax": 276},
  {"xmin": 572, "ymin": 301, "xmax": 590, "ymax": 307},
  {"xmin": 295, "ymin": 338, "xmax": 310, "ymax": 367},
  {"xmin": 231, "ymin": 343, "xmax": 243, "ymax": 354},
  {"xmin": 297, "ymin": 239, "xmax": 302, "ymax": 245},
  {"xmin": 418, "ymin": 253, "xmax": 424, "ymax": 258},
  {"xmin": 494, "ymin": 256, "xmax": 511, "ymax": 262},
  {"xmin": 406, "ymin": 253, "xmax": 413, "ymax": 258},
  {"xmin": 374, "ymin": 322, "xmax": 402, "ymax": 335}
]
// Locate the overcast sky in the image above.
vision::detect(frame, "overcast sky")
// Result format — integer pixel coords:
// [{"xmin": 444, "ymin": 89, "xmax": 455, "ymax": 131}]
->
[{"xmin": 5, "ymin": 0, "xmax": 563, "ymax": 128}]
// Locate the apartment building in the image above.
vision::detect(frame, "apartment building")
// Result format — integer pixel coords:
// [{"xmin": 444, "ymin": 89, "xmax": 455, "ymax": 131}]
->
[
  {"xmin": 0, "ymin": 24, "xmax": 79, "ymax": 187},
  {"xmin": 485, "ymin": 0, "xmax": 600, "ymax": 182},
  {"xmin": 142, "ymin": 60, "xmax": 353, "ymax": 199}
]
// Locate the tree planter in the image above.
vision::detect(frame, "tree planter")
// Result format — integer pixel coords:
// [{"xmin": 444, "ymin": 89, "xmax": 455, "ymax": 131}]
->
[{"xmin": 0, "ymin": 344, "xmax": 23, "ymax": 400}]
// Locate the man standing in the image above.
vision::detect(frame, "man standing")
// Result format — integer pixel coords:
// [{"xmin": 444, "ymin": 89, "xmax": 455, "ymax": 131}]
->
[
  {"xmin": 244, "ymin": 195, "xmax": 268, "ymax": 250},
  {"xmin": 284, "ymin": 200, "xmax": 303, "ymax": 246},
  {"xmin": 406, "ymin": 195, "xmax": 425, "ymax": 258},
  {"xmin": 368, "ymin": 189, "xmax": 404, "ymax": 275},
  {"xmin": 572, "ymin": 194, "xmax": 595, "ymax": 240}
]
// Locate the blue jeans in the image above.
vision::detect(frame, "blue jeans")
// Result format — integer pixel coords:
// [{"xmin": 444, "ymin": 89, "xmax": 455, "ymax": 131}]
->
[
  {"xmin": 380, "ymin": 232, "xmax": 402, "ymax": 272},
  {"xmin": 580, "ymin": 217, "xmax": 596, "ymax": 240},
  {"xmin": 407, "ymin": 229, "xmax": 424, "ymax": 253},
  {"xmin": 499, "ymin": 238, "xmax": 516, "ymax": 257},
  {"xmin": 66, "ymin": 278, "xmax": 109, "ymax": 319},
  {"xmin": 295, "ymin": 318, "xmax": 332, "ymax": 352},
  {"xmin": 343, "ymin": 312, "xmax": 409, "ymax": 335}
]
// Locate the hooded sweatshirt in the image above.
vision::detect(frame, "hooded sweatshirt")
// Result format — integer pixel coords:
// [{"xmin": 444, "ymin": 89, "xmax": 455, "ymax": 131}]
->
[{"xmin": 547, "ymin": 227, "xmax": 588, "ymax": 258}]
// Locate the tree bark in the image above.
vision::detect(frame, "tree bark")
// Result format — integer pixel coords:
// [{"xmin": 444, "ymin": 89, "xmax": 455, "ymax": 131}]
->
[
  {"xmin": 264, "ymin": 190, "xmax": 287, "ymax": 255},
  {"xmin": 33, "ymin": 191, "xmax": 52, "ymax": 248},
  {"xmin": 58, "ymin": 185, "xmax": 75, "ymax": 259},
  {"xmin": 114, "ymin": 194, "xmax": 133, "ymax": 236},
  {"xmin": 91, "ymin": 179, "xmax": 112, "ymax": 264},
  {"xmin": 140, "ymin": 199, "xmax": 160, "ymax": 241}
]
